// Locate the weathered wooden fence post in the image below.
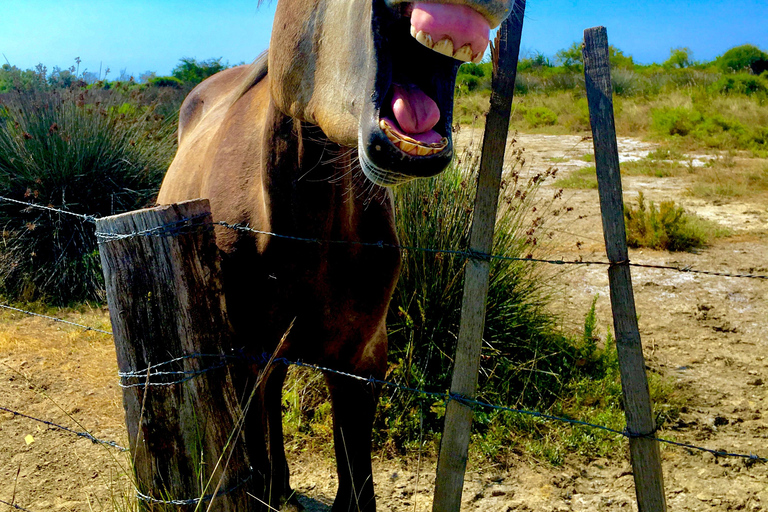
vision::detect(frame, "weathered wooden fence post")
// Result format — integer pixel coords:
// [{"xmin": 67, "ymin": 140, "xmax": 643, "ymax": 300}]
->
[
  {"xmin": 97, "ymin": 199, "xmax": 254, "ymax": 511},
  {"xmin": 432, "ymin": 4, "xmax": 525, "ymax": 511},
  {"xmin": 583, "ymin": 26, "xmax": 668, "ymax": 512}
]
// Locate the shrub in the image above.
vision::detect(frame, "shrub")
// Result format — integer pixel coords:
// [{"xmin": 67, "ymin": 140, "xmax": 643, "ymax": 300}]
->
[
  {"xmin": 0, "ymin": 89, "xmax": 176, "ymax": 303},
  {"xmin": 524, "ymin": 106, "xmax": 558, "ymax": 127},
  {"xmin": 378, "ymin": 146, "xmax": 605, "ymax": 452},
  {"xmin": 172, "ymin": 57, "xmax": 228, "ymax": 85},
  {"xmin": 717, "ymin": 44, "xmax": 768, "ymax": 75},
  {"xmin": 624, "ymin": 192, "xmax": 710, "ymax": 251},
  {"xmin": 149, "ymin": 76, "xmax": 185, "ymax": 88},
  {"xmin": 663, "ymin": 47, "xmax": 695, "ymax": 69},
  {"xmin": 709, "ymin": 73, "xmax": 768, "ymax": 96}
]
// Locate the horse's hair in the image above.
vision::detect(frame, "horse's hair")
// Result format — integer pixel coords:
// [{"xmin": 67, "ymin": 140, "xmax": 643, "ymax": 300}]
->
[{"xmin": 234, "ymin": 50, "xmax": 269, "ymax": 101}]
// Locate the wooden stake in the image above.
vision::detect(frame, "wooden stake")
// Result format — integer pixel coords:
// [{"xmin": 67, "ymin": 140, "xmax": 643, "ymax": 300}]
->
[
  {"xmin": 582, "ymin": 26, "xmax": 667, "ymax": 512},
  {"xmin": 97, "ymin": 199, "xmax": 254, "ymax": 511},
  {"xmin": 432, "ymin": 4, "xmax": 525, "ymax": 510}
]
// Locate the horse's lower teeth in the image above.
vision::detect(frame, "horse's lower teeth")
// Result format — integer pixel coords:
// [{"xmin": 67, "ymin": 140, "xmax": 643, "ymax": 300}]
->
[{"xmin": 379, "ymin": 119, "xmax": 448, "ymax": 156}]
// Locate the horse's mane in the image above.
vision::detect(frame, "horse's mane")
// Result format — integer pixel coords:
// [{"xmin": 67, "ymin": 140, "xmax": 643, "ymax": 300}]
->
[{"xmin": 233, "ymin": 50, "xmax": 269, "ymax": 102}]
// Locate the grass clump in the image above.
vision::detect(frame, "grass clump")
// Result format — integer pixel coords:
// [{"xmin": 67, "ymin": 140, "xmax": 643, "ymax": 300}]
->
[
  {"xmin": 0, "ymin": 88, "xmax": 176, "ymax": 303},
  {"xmin": 620, "ymin": 159, "xmax": 685, "ymax": 178},
  {"xmin": 523, "ymin": 106, "xmax": 558, "ymax": 128},
  {"xmin": 553, "ymin": 166, "xmax": 598, "ymax": 189},
  {"xmin": 624, "ymin": 192, "xmax": 727, "ymax": 251},
  {"xmin": 360, "ymin": 145, "xmax": 648, "ymax": 464},
  {"xmin": 688, "ymin": 161, "xmax": 768, "ymax": 200}
]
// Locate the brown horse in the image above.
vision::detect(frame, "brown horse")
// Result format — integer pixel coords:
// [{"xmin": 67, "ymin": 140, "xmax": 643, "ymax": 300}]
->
[{"xmin": 157, "ymin": 0, "xmax": 517, "ymax": 509}]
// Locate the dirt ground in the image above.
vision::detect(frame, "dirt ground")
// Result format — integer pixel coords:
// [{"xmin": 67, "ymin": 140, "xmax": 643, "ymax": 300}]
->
[{"xmin": 1, "ymin": 132, "xmax": 768, "ymax": 511}]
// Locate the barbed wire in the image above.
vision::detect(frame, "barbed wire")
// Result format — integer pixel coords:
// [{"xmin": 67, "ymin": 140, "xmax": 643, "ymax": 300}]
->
[
  {"xmin": 2, "ymin": 300, "xmax": 766, "ymax": 464},
  {"xmin": 0, "ymin": 195, "xmax": 97, "ymax": 224},
  {"xmin": 0, "ymin": 304, "xmax": 112, "ymax": 335},
  {"xmin": 0, "ymin": 498, "xmax": 36, "ymax": 512},
  {"xmin": 4, "ymin": 194, "xmax": 768, "ymax": 280},
  {"xmin": 117, "ymin": 352, "xmax": 768, "ymax": 464},
  {"xmin": 95, "ymin": 213, "xmax": 212, "ymax": 243},
  {"xmin": 217, "ymin": 221, "xmax": 768, "ymax": 279},
  {"xmin": 135, "ymin": 472, "xmax": 253, "ymax": 506},
  {"xmin": 0, "ymin": 405, "xmax": 126, "ymax": 451}
]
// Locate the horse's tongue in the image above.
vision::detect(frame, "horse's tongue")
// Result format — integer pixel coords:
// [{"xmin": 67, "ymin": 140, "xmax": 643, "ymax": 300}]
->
[{"xmin": 391, "ymin": 84, "xmax": 440, "ymax": 141}]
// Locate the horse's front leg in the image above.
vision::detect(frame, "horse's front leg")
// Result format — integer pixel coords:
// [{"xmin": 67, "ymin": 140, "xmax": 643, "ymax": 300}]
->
[
  {"xmin": 326, "ymin": 369, "xmax": 380, "ymax": 512},
  {"xmin": 233, "ymin": 361, "xmax": 296, "ymax": 511}
]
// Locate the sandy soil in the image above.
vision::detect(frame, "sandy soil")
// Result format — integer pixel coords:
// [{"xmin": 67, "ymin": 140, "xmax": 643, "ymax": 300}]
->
[{"xmin": 1, "ymin": 132, "xmax": 767, "ymax": 511}]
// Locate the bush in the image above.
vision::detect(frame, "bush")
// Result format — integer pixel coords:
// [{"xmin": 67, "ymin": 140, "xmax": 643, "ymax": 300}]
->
[
  {"xmin": 172, "ymin": 57, "xmax": 228, "ymax": 85},
  {"xmin": 149, "ymin": 76, "xmax": 184, "ymax": 88},
  {"xmin": 0, "ymin": 89, "xmax": 176, "ymax": 303},
  {"xmin": 378, "ymin": 146, "xmax": 611, "ymax": 453},
  {"xmin": 709, "ymin": 73, "xmax": 768, "ymax": 96},
  {"xmin": 650, "ymin": 105, "xmax": 767, "ymax": 151},
  {"xmin": 524, "ymin": 106, "xmax": 558, "ymax": 127},
  {"xmin": 717, "ymin": 44, "xmax": 768, "ymax": 75},
  {"xmin": 624, "ymin": 192, "xmax": 709, "ymax": 251}
]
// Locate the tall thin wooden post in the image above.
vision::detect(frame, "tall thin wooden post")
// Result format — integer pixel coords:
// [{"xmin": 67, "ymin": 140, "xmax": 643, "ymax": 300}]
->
[
  {"xmin": 433, "ymin": 5, "xmax": 525, "ymax": 511},
  {"xmin": 97, "ymin": 199, "xmax": 254, "ymax": 511},
  {"xmin": 583, "ymin": 27, "xmax": 667, "ymax": 512}
]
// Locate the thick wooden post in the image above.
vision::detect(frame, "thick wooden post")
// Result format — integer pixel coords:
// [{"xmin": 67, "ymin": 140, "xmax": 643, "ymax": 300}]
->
[
  {"xmin": 97, "ymin": 199, "xmax": 254, "ymax": 511},
  {"xmin": 433, "ymin": 5, "xmax": 525, "ymax": 511},
  {"xmin": 583, "ymin": 27, "xmax": 667, "ymax": 512}
]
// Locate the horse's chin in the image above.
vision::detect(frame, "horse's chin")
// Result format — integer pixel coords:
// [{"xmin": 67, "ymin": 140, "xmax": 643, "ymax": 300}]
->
[{"xmin": 358, "ymin": 124, "xmax": 455, "ymax": 186}]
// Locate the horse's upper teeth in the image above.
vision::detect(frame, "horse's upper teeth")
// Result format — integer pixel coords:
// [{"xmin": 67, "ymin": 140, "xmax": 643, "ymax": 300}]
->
[
  {"xmin": 379, "ymin": 119, "xmax": 448, "ymax": 157},
  {"xmin": 410, "ymin": 29, "xmax": 484, "ymax": 63},
  {"xmin": 432, "ymin": 38, "xmax": 454, "ymax": 57}
]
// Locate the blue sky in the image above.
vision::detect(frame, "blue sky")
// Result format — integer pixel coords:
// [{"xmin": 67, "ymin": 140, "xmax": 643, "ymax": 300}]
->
[{"xmin": 2, "ymin": 0, "xmax": 767, "ymax": 78}]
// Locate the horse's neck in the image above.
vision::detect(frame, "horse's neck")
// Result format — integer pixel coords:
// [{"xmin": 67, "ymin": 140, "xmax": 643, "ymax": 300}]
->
[{"xmin": 263, "ymin": 105, "xmax": 395, "ymax": 243}]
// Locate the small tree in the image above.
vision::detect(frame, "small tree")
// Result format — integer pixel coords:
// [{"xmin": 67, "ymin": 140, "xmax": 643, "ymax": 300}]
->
[
  {"xmin": 664, "ymin": 47, "xmax": 694, "ymax": 69},
  {"xmin": 556, "ymin": 42, "xmax": 584, "ymax": 71},
  {"xmin": 172, "ymin": 57, "xmax": 228, "ymax": 85},
  {"xmin": 608, "ymin": 46, "xmax": 635, "ymax": 69}
]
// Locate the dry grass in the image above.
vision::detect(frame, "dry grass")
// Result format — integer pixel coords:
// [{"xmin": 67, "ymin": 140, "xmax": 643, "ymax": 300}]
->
[
  {"xmin": 0, "ymin": 304, "xmax": 119, "ymax": 427},
  {"xmin": 687, "ymin": 159, "xmax": 768, "ymax": 201}
]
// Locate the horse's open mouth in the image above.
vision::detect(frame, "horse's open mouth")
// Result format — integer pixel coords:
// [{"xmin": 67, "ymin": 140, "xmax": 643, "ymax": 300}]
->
[{"xmin": 360, "ymin": 1, "xmax": 491, "ymax": 186}]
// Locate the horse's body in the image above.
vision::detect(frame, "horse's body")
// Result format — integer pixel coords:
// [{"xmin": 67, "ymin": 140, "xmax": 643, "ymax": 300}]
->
[{"xmin": 157, "ymin": 0, "xmax": 516, "ymax": 509}]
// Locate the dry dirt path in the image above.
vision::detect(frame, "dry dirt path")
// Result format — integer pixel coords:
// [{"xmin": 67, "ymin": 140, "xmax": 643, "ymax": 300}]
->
[{"xmin": 1, "ymin": 133, "xmax": 767, "ymax": 511}]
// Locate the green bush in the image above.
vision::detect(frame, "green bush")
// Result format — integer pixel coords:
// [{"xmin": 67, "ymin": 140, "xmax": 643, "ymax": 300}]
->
[
  {"xmin": 0, "ymin": 89, "xmax": 176, "ymax": 303},
  {"xmin": 650, "ymin": 105, "xmax": 767, "ymax": 152},
  {"xmin": 717, "ymin": 44, "xmax": 768, "ymax": 75},
  {"xmin": 377, "ymin": 147, "xmax": 615, "ymax": 453},
  {"xmin": 624, "ymin": 192, "xmax": 709, "ymax": 251},
  {"xmin": 149, "ymin": 76, "xmax": 184, "ymax": 88},
  {"xmin": 172, "ymin": 57, "xmax": 228, "ymax": 85},
  {"xmin": 524, "ymin": 106, "xmax": 558, "ymax": 127},
  {"xmin": 709, "ymin": 73, "xmax": 768, "ymax": 96}
]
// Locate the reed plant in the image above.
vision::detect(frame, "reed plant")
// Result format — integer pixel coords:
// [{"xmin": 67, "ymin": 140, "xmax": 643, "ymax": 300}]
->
[
  {"xmin": 0, "ymin": 88, "xmax": 176, "ymax": 303},
  {"xmin": 376, "ymin": 146, "xmax": 618, "ymax": 454}
]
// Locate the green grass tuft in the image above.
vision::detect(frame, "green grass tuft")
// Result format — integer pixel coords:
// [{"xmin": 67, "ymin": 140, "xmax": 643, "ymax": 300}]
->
[{"xmin": 553, "ymin": 166, "xmax": 598, "ymax": 189}]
